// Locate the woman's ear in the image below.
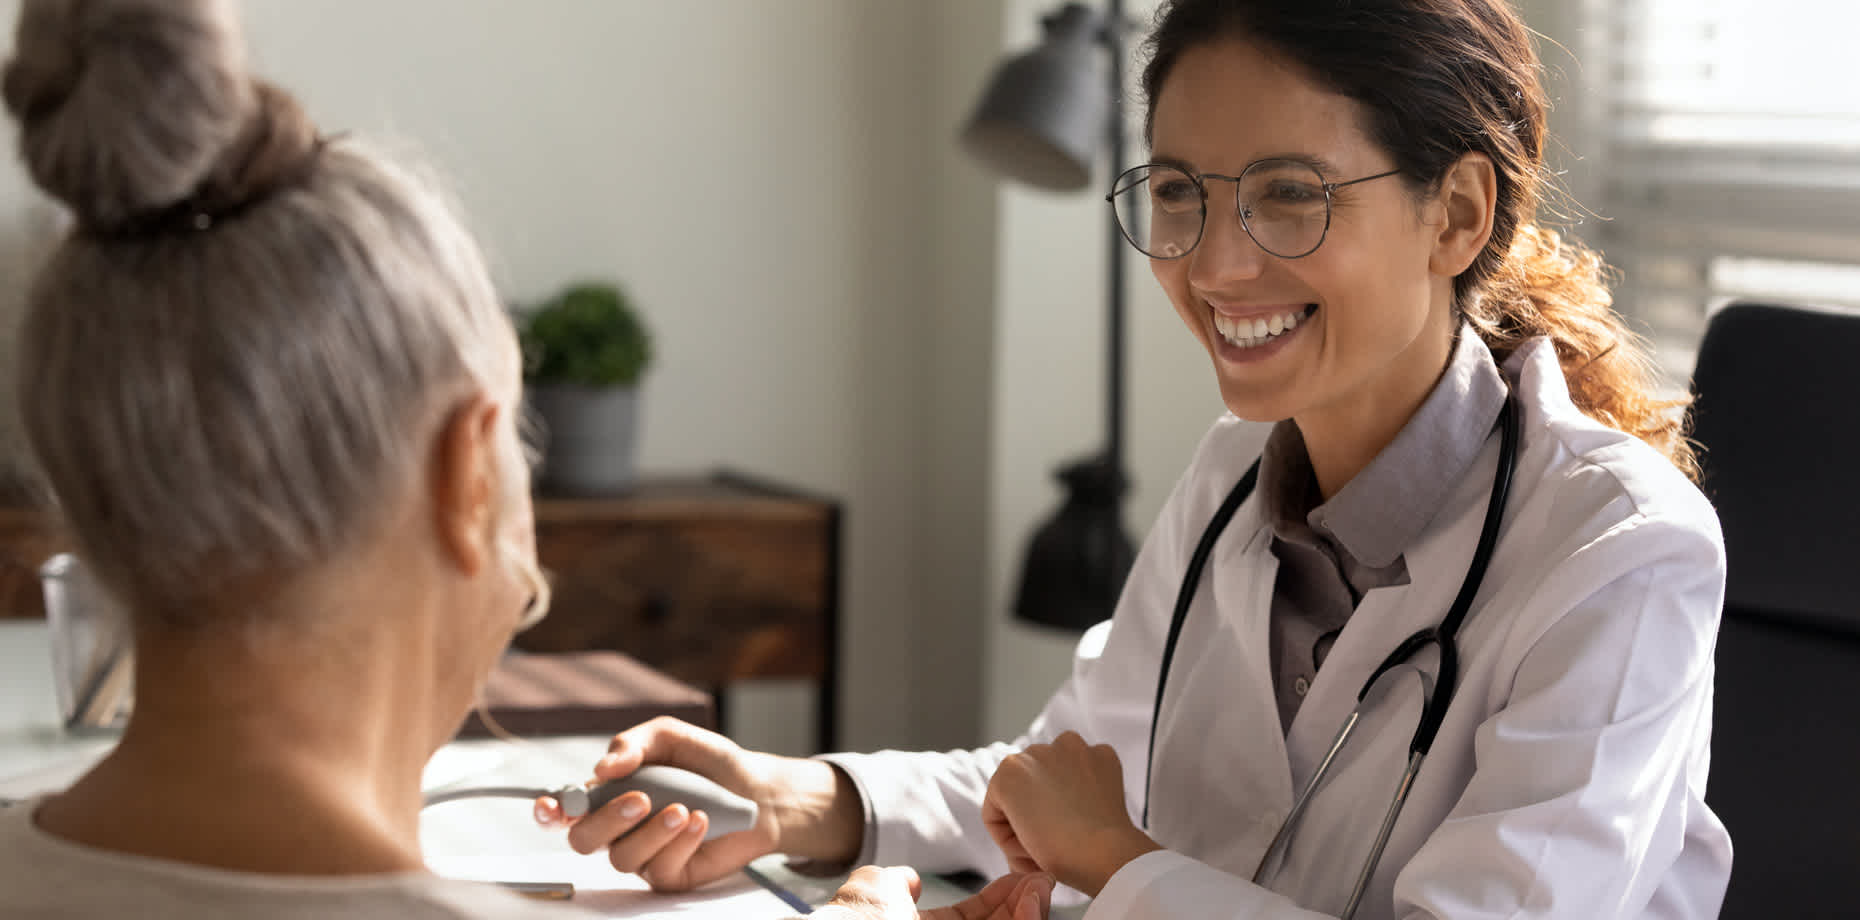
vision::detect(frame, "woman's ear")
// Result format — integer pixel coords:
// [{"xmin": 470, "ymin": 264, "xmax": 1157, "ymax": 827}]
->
[
  {"xmin": 1428, "ymin": 152, "xmax": 1498, "ymax": 277},
  {"xmin": 430, "ymin": 393, "xmax": 502, "ymax": 575}
]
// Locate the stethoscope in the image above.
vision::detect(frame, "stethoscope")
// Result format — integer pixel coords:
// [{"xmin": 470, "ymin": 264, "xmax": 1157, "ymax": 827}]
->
[{"xmin": 1142, "ymin": 391, "xmax": 1520, "ymax": 920}]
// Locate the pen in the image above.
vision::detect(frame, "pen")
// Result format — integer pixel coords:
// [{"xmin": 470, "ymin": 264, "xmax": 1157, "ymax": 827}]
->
[{"xmin": 497, "ymin": 881, "xmax": 575, "ymax": 901}]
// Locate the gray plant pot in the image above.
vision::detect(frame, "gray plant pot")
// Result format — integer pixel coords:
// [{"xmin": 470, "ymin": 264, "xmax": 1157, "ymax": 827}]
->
[{"xmin": 526, "ymin": 383, "xmax": 641, "ymax": 495}]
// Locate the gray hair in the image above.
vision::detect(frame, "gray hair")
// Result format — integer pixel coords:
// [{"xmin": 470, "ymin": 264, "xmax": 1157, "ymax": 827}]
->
[{"xmin": 4, "ymin": 0, "xmax": 530, "ymax": 622}]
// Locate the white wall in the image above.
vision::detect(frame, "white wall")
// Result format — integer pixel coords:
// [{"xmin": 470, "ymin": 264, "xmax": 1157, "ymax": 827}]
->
[
  {"xmin": 915, "ymin": 3, "xmax": 1007, "ymax": 751},
  {"xmin": 0, "ymin": 0, "xmax": 1005, "ymax": 755}
]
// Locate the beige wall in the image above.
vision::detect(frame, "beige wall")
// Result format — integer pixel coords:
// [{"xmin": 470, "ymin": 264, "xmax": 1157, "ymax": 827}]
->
[{"xmin": 0, "ymin": 0, "xmax": 1004, "ymax": 754}]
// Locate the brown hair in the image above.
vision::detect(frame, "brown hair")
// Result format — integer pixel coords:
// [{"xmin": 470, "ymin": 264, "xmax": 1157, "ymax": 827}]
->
[{"xmin": 1140, "ymin": 0, "xmax": 1698, "ymax": 481}]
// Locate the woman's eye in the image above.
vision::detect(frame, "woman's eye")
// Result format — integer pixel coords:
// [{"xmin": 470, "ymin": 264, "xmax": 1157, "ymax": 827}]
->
[
  {"xmin": 1153, "ymin": 179, "xmax": 1200, "ymax": 208},
  {"xmin": 1262, "ymin": 180, "xmax": 1322, "ymax": 203}
]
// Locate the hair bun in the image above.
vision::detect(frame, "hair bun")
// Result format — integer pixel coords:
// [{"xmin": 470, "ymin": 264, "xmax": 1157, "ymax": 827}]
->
[{"xmin": 3, "ymin": 0, "xmax": 256, "ymax": 231}]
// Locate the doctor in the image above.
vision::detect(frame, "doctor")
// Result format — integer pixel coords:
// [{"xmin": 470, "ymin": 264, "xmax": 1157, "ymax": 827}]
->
[{"xmin": 543, "ymin": 0, "xmax": 1732, "ymax": 916}]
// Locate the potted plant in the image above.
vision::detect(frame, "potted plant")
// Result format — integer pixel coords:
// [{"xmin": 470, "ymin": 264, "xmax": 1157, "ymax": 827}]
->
[{"xmin": 518, "ymin": 281, "xmax": 653, "ymax": 495}]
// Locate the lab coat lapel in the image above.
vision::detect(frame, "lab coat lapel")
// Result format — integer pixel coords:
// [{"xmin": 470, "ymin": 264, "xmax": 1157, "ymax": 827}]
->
[{"xmin": 1147, "ymin": 505, "xmax": 1298, "ymax": 869}]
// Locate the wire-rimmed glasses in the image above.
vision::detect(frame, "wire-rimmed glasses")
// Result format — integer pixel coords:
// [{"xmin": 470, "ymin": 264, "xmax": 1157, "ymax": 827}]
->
[{"xmin": 1107, "ymin": 158, "xmax": 1402, "ymax": 260}]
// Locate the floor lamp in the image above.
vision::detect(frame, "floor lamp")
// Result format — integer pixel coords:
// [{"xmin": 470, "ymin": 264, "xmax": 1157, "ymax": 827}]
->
[{"xmin": 961, "ymin": 1, "xmax": 1133, "ymax": 631}]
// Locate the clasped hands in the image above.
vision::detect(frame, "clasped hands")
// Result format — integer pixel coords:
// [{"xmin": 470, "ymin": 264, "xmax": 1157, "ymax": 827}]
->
[
  {"xmin": 815, "ymin": 732, "xmax": 1157, "ymax": 915},
  {"xmin": 825, "ymin": 732, "xmax": 1162, "ymax": 916},
  {"xmin": 981, "ymin": 730, "xmax": 1163, "ymax": 899}
]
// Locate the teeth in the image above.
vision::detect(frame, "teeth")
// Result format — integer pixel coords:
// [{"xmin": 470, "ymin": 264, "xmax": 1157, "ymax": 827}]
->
[{"xmin": 1213, "ymin": 306, "xmax": 1310, "ymax": 349}]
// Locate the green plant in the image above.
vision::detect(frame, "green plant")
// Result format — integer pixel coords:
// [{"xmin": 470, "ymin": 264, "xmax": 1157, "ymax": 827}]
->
[{"xmin": 518, "ymin": 281, "xmax": 652, "ymax": 387}]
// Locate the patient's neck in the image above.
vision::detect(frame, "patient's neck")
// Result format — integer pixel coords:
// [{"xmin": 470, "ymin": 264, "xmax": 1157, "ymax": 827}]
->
[{"xmin": 33, "ymin": 571, "xmax": 457, "ymax": 876}]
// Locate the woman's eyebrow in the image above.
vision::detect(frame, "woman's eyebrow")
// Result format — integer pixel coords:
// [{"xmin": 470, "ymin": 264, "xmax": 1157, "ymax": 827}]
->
[
  {"xmin": 1148, "ymin": 153, "xmax": 1196, "ymax": 173},
  {"xmin": 1147, "ymin": 151, "xmax": 1348, "ymax": 176},
  {"xmin": 1269, "ymin": 152, "xmax": 1346, "ymax": 176}
]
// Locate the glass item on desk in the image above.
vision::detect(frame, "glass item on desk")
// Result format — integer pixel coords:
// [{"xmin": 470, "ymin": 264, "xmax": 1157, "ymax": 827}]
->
[{"xmin": 40, "ymin": 554, "xmax": 134, "ymax": 734}]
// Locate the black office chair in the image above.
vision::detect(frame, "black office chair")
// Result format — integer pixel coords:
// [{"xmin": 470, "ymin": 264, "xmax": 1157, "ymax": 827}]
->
[{"xmin": 1691, "ymin": 300, "xmax": 1860, "ymax": 919}]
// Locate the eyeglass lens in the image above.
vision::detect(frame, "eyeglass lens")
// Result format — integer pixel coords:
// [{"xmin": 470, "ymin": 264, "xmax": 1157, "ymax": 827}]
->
[{"xmin": 1111, "ymin": 159, "xmax": 1334, "ymax": 260}]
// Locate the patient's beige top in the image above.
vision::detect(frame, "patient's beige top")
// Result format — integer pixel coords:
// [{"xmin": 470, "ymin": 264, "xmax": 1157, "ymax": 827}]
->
[{"xmin": 0, "ymin": 797, "xmax": 596, "ymax": 919}]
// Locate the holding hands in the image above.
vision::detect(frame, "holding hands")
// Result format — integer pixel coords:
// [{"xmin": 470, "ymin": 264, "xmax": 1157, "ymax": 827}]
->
[{"xmin": 981, "ymin": 732, "xmax": 1163, "ymax": 898}]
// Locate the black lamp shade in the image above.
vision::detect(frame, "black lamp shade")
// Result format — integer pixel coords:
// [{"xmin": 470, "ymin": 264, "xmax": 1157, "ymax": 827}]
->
[
  {"xmin": 959, "ymin": 3, "xmax": 1111, "ymax": 192},
  {"xmin": 1014, "ymin": 455, "xmax": 1135, "ymax": 630}
]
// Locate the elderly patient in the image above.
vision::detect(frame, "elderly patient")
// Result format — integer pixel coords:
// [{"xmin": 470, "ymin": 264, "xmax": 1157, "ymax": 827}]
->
[{"xmin": 0, "ymin": 1, "xmax": 1048, "ymax": 918}]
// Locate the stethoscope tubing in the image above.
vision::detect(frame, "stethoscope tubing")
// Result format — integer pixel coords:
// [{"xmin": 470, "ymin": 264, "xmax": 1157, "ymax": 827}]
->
[
  {"xmin": 1145, "ymin": 392, "xmax": 1522, "ymax": 916},
  {"xmin": 1252, "ymin": 710, "xmax": 1360, "ymax": 884},
  {"xmin": 1347, "ymin": 750, "xmax": 1427, "ymax": 920}
]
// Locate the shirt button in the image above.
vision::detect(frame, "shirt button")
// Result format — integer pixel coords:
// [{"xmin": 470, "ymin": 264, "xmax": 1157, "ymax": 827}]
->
[{"xmin": 1294, "ymin": 676, "xmax": 1311, "ymax": 697}]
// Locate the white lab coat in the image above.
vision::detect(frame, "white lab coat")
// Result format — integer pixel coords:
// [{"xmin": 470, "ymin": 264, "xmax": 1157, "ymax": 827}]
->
[{"xmin": 827, "ymin": 338, "xmax": 1731, "ymax": 919}]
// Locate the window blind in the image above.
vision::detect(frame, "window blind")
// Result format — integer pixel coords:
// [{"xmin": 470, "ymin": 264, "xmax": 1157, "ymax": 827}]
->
[{"xmin": 1593, "ymin": 0, "xmax": 1860, "ymax": 378}]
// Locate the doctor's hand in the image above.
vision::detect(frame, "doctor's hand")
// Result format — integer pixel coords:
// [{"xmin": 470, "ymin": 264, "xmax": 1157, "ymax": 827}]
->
[
  {"xmin": 815, "ymin": 866, "xmax": 1054, "ymax": 920},
  {"xmin": 531, "ymin": 716, "xmax": 865, "ymax": 892},
  {"xmin": 982, "ymin": 731, "xmax": 1161, "ymax": 898}
]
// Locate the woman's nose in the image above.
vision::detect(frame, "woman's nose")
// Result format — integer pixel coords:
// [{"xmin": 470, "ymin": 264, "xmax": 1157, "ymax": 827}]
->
[{"xmin": 1187, "ymin": 198, "xmax": 1269, "ymax": 288}]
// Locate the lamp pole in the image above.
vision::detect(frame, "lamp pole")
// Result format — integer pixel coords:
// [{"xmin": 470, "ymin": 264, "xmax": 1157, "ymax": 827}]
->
[
  {"xmin": 1103, "ymin": 0, "xmax": 1127, "ymax": 481},
  {"xmin": 959, "ymin": 0, "xmax": 1138, "ymax": 629}
]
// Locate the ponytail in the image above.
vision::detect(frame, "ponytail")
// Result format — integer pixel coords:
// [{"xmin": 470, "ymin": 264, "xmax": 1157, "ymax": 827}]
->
[{"xmin": 1465, "ymin": 225, "xmax": 1701, "ymax": 482}]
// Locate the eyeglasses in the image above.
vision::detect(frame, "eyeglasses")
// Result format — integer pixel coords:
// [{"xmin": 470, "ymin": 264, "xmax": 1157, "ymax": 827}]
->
[
  {"xmin": 516, "ymin": 564, "xmax": 555, "ymax": 633},
  {"xmin": 1107, "ymin": 159, "xmax": 1402, "ymax": 260}
]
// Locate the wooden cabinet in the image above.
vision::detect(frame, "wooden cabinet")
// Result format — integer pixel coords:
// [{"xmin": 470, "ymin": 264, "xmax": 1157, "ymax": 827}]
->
[{"xmin": 517, "ymin": 472, "xmax": 842, "ymax": 751}]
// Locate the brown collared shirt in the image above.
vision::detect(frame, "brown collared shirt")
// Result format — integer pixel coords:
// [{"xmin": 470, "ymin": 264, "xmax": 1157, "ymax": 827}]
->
[{"xmin": 1259, "ymin": 329, "xmax": 1509, "ymax": 732}]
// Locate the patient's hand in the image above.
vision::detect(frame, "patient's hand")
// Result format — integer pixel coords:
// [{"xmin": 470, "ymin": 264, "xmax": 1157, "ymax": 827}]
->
[{"xmin": 813, "ymin": 866, "xmax": 1053, "ymax": 920}]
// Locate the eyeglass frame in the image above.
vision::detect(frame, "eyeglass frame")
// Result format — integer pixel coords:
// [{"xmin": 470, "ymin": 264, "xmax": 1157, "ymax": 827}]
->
[{"xmin": 1105, "ymin": 158, "xmax": 1405, "ymax": 261}]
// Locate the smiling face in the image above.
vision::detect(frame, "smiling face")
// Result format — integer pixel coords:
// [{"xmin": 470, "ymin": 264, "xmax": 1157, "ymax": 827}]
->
[{"xmin": 1147, "ymin": 36, "xmax": 1459, "ymax": 434}]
